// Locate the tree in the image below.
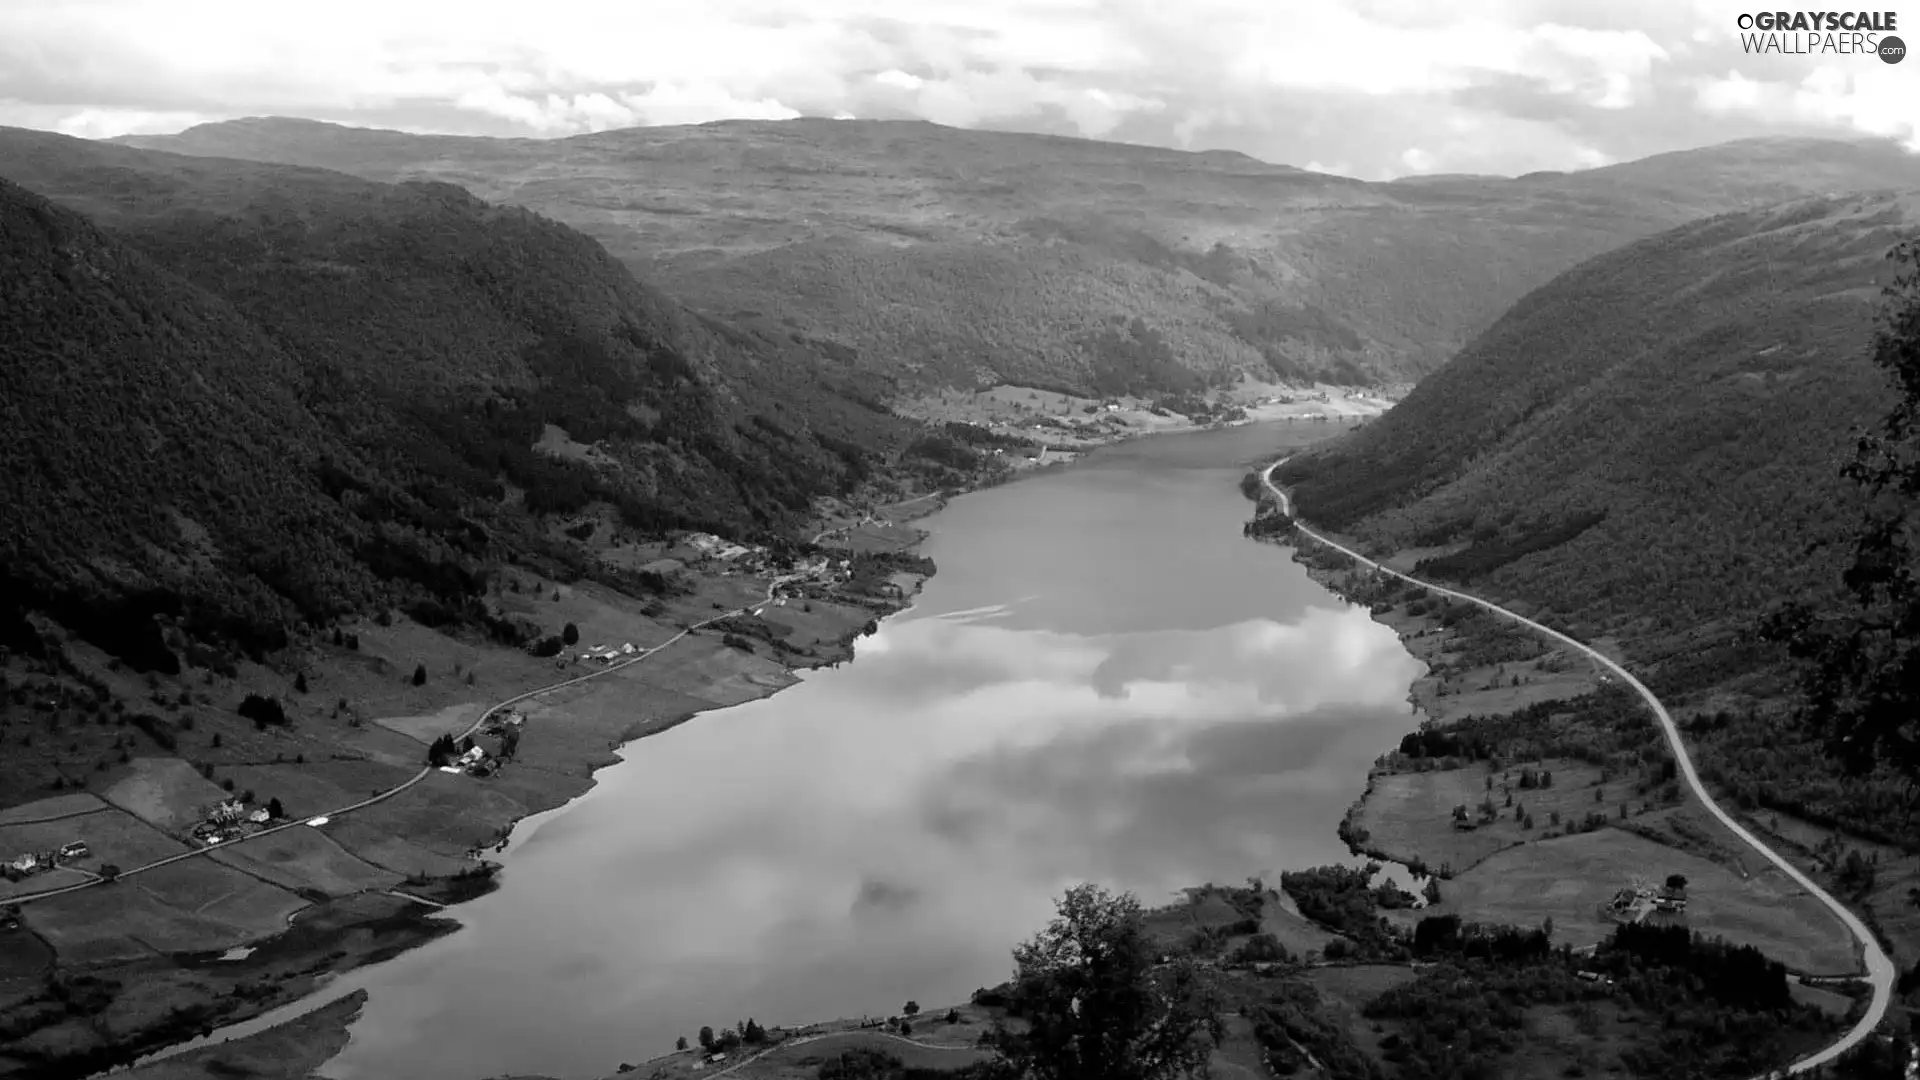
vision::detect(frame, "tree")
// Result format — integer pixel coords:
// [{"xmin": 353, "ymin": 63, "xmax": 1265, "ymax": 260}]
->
[
  {"xmin": 698, "ymin": 1026, "xmax": 715, "ymax": 1051},
  {"xmin": 903, "ymin": 1000, "xmax": 921, "ymax": 1016},
  {"xmin": 947, "ymin": 1008, "xmax": 961, "ymax": 1024},
  {"xmin": 676, "ymin": 1036, "xmax": 688, "ymax": 1052},
  {"xmin": 1665, "ymin": 874, "xmax": 1688, "ymax": 892},
  {"xmin": 99, "ymin": 863, "xmax": 120, "ymax": 882},
  {"xmin": 268, "ymin": 797, "xmax": 285, "ymax": 819},
  {"xmin": 1765, "ymin": 238, "xmax": 1920, "ymax": 782},
  {"xmin": 294, "ymin": 672, "xmax": 308, "ymax": 693},
  {"xmin": 900, "ymin": 1020, "xmax": 913, "ymax": 1037},
  {"xmin": 563, "ymin": 622, "xmax": 580, "ymax": 646},
  {"xmin": 994, "ymin": 883, "xmax": 1222, "ymax": 1080},
  {"xmin": 412, "ymin": 663, "xmax": 428, "ymax": 687}
]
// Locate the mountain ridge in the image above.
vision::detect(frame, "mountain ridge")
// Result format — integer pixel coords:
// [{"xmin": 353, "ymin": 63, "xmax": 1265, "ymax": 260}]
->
[{"xmin": 115, "ymin": 117, "xmax": 1920, "ymax": 394}]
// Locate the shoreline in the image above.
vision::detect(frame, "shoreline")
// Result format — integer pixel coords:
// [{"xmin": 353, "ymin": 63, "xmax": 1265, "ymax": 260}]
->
[
  {"xmin": 100, "ymin": 421, "xmax": 1370, "ymax": 1079},
  {"xmin": 95, "ymin": 504, "xmax": 950, "ymax": 1078}
]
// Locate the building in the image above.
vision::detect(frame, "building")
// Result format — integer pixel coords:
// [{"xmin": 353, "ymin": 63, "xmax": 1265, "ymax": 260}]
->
[{"xmin": 59, "ymin": 841, "xmax": 89, "ymax": 860}]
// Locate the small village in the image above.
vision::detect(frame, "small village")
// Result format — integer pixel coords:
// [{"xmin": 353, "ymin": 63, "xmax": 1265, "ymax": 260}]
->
[{"xmin": 191, "ymin": 795, "xmax": 285, "ymax": 846}]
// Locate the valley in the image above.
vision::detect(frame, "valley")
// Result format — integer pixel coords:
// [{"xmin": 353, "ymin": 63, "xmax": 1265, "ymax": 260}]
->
[{"xmin": 2, "ymin": 107, "xmax": 1919, "ymax": 1080}]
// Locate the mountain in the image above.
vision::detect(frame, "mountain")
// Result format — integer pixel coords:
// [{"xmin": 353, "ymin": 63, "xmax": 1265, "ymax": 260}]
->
[
  {"xmin": 0, "ymin": 126, "xmax": 916, "ymax": 668},
  {"xmin": 117, "ymin": 118, "xmax": 1920, "ymax": 394},
  {"xmin": 1275, "ymin": 193, "xmax": 1919, "ymax": 836}
]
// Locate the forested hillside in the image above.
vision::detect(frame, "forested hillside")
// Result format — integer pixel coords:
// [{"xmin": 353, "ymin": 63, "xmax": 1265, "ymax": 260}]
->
[
  {"xmin": 0, "ymin": 128, "xmax": 916, "ymax": 670},
  {"xmin": 117, "ymin": 118, "xmax": 1920, "ymax": 394},
  {"xmin": 1275, "ymin": 193, "xmax": 1920, "ymax": 837}
]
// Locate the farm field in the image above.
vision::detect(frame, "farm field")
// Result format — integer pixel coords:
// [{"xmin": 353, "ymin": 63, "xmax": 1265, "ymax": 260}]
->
[
  {"xmin": 101, "ymin": 758, "xmax": 232, "ymax": 834},
  {"xmin": 26, "ymin": 862, "xmax": 305, "ymax": 965},
  {"xmin": 624, "ymin": 635, "xmax": 801, "ymax": 707},
  {"xmin": 372, "ymin": 702, "xmax": 486, "ymax": 745},
  {"xmin": 211, "ymin": 761, "xmax": 418, "ymax": 823},
  {"xmin": 1352, "ymin": 759, "xmax": 1607, "ymax": 873},
  {"xmin": 0, "ymin": 793, "xmax": 106, "ymax": 826},
  {"xmin": 319, "ymin": 818, "xmax": 474, "ymax": 878},
  {"xmin": 0, "ymin": 804, "xmax": 189, "ymax": 872},
  {"xmin": 210, "ymin": 826, "xmax": 402, "ymax": 897},
  {"xmin": 1422, "ymin": 827, "xmax": 1858, "ymax": 974}
]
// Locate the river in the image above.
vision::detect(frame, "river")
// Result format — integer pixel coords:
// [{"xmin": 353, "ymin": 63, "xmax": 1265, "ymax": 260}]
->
[{"xmin": 173, "ymin": 420, "xmax": 1426, "ymax": 1080}]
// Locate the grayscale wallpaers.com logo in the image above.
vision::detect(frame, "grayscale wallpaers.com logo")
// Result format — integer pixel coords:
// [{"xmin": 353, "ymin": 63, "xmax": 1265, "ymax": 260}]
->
[{"xmin": 1736, "ymin": 10, "xmax": 1906, "ymax": 61}]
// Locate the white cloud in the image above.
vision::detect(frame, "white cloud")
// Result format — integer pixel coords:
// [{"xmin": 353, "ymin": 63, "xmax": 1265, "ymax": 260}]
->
[{"xmin": 0, "ymin": 0, "xmax": 1912, "ymax": 178}]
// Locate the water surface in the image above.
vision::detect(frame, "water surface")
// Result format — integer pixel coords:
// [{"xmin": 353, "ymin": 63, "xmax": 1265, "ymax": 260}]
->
[{"xmin": 308, "ymin": 422, "xmax": 1424, "ymax": 1078}]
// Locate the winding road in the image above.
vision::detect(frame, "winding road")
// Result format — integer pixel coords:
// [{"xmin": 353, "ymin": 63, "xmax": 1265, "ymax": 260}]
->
[
  {"xmin": 8, "ymin": 574, "xmax": 802, "ymax": 907},
  {"xmin": 1259, "ymin": 459, "xmax": 1893, "ymax": 1075}
]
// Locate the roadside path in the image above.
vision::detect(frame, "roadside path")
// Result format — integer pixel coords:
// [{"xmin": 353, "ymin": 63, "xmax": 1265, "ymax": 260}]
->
[
  {"xmin": 1258, "ymin": 459, "xmax": 1894, "ymax": 1076},
  {"xmin": 8, "ymin": 575, "xmax": 800, "ymax": 907}
]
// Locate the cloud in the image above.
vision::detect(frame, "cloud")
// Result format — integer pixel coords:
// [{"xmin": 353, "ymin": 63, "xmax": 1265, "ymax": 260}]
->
[{"xmin": 0, "ymin": 0, "xmax": 1913, "ymax": 177}]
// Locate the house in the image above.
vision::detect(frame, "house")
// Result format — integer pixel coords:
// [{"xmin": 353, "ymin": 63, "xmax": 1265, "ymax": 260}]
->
[
  {"xmin": 620, "ymin": 643, "xmax": 636, "ymax": 655},
  {"xmin": 58, "ymin": 841, "xmax": 89, "ymax": 860},
  {"xmin": 208, "ymin": 799, "xmax": 247, "ymax": 824},
  {"xmin": 247, "ymin": 808, "xmax": 271, "ymax": 825},
  {"xmin": 7, "ymin": 853, "xmax": 39, "ymax": 875}
]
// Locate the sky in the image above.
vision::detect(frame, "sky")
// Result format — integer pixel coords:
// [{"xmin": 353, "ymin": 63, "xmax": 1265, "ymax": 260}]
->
[{"xmin": 0, "ymin": 0, "xmax": 1914, "ymax": 179}]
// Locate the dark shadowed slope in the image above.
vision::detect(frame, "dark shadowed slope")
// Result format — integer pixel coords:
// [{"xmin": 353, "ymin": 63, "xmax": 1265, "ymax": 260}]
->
[
  {"xmin": 118, "ymin": 118, "xmax": 1920, "ymax": 393},
  {"xmin": 0, "ymin": 127, "xmax": 914, "ymax": 668}
]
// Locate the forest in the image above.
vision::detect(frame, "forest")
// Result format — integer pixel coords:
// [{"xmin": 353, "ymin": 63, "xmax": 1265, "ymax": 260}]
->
[{"xmin": 0, "ymin": 130, "xmax": 924, "ymax": 671}]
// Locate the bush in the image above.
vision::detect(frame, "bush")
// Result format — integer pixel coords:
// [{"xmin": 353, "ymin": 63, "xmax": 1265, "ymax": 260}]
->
[{"xmin": 236, "ymin": 694, "xmax": 288, "ymax": 729}]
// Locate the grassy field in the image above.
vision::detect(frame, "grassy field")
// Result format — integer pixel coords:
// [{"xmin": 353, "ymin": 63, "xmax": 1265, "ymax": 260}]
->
[
  {"xmin": 317, "ymin": 818, "xmax": 473, "ymax": 877},
  {"xmin": 372, "ymin": 701, "xmax": 486, "ymax": 746},
  {"xmin": 336, "ymin": 770, "xmax": 529, "ymax": 858},
  {"xmin": 1353, "ymin": 758, "xmax": 1608, "ymax": 873},
  {"xmin": 27, "ymin": 865, "xmax": 304, "ymax": 965},
  {"xmin": 0, "ymin": 928, "xmax": 54, "ymax": 979},
  {"xmin": 0, "ymin": 804, "xmax": 190, "ymax": 873},
  {"xmin": 210, "ymin": 826, "xmax": 402, "ymax": 897},
  {"xmin": 211, "ymin": 760, "xmax": 418, "ymax": 822},
  {"xmin": 0, "ymin": 793, "xmax": 107, "ymax": 825},
  {"xmin": 622, "ymin": 635, "xmax": 800, "ymax": 708},
  {"xmin": 1423, "ymin": 826, "xmax": 1858, "ymax": 974},
  {"xmin": 102, "ymin": 758, "xmax": 231, "ymax": 834}
]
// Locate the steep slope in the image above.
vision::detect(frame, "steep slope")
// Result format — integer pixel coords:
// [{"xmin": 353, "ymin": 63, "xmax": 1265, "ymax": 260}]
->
[
  {"xmin": 0, "ymin": 128, "xmax": 916, "ymax": 668},
  {"xmin": 117, "ymin": 118, "xmax": 1920, "ymax": 393},
  {"xmin": 0, "ymin": 176, "xmax": 371, "ymax": 663},
  {"xmin": 1280, "ymin": 193, "xmax": 1914, "ymax": 653},
  {"xmin": 1275, "ymin": 193, "xmax": 1918, "ymax": 834}
]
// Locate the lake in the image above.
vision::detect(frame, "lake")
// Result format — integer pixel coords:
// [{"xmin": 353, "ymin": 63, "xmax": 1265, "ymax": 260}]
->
[{"xmin": 235, "ymin": 420, "xmax": 1426, "ymax": 1079}]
